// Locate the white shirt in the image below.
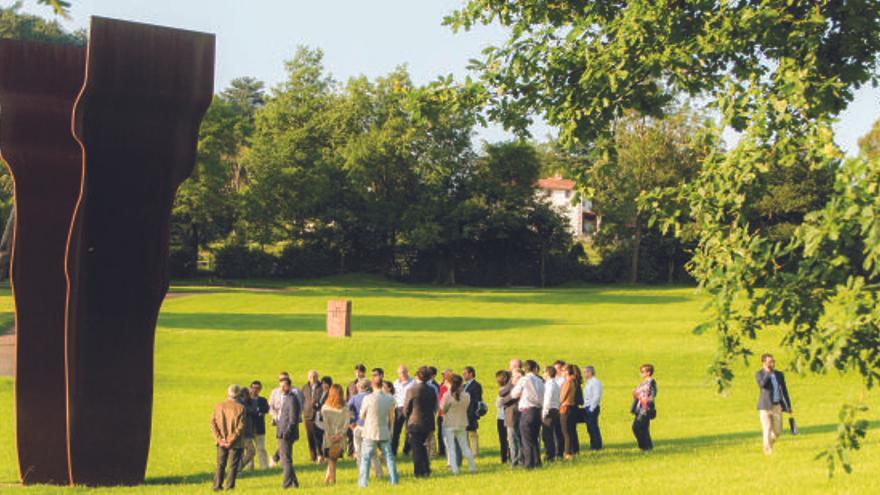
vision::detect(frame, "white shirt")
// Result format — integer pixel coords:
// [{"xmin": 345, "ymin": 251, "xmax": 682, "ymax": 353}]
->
[
  {"xmin": 583, "ymin": 377, "xmax": 603, "ymax": 412},
  {"xmin": 543, "ymin": 378, "xmax": 561, "ymax": 416},
  {"xmin": 511, "ymin": 373, "xmax": 544, "ymax": 411},
  {"xmin": 554, "ymin": 376, "xmax": 565, "ymax": 388},
  {"xmin": 392, "ymin": 377, "xmax": 414, "ymax": 408},
  {"xmin": 496, "ymin": 395, "xmax": 505, "ymax": 420},
  {"xmin": 269, "ymin": 386, "xmax": 283, "ymax": 421}
]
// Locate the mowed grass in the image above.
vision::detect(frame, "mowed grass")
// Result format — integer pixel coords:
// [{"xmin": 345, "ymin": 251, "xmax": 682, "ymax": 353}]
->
[{"xmin": 0, "ymin": 276, "xmax": 877, "ymax": 494}]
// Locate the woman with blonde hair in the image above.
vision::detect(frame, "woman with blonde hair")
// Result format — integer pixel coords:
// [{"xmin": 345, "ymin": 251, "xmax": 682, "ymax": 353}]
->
[{"xmin": 316, "ymin": 384, "xmax": 349, "ymax": 485}]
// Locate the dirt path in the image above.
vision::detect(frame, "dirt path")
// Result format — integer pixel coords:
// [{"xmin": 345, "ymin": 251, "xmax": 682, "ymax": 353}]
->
[{"xmin": 0, "ymin": 329, "xmax": 13, "ymax": 377}]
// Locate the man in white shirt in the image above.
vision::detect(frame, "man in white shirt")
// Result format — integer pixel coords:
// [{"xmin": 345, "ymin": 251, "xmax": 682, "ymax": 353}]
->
[
  {"xmin": 391, "ymin": 365, "xmax": 414, "ymax": 456},
  {"xmin": 583, "ymin": 365, "xmax": 603, "ymax": 450},
  {"xmin": 358, "ymin": 373, "xmax": 399, "ymax": 488},
  {"xmin": 552, "ymin": 360, "xmax": 566, "ymax": 387},
  {"xmin": 511, "ymin": 360, "xmax": 544, "ymax": 469},
  {"xmin": 541, "ymin": 366, "xmax": 563, "ymax": 461}
]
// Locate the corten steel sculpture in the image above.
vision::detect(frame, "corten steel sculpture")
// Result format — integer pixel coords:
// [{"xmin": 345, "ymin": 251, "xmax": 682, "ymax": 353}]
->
[
  {"xmin": 0, "ymin": 17, "xmax": 214, "ymax": 486},
  {"xmin": 0, "ymin": 39, "xmax": 85, "ymax": 486},
  {"xmin": 65, "ymin": 17, "xmax": 214, "ymax": 486}
]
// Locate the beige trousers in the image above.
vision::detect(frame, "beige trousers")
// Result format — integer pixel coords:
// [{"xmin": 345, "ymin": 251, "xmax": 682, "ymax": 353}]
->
[
  {"xmin": 467, "ymin": 430, "xmax": 479, "ymax": 457},
  {"xmin": 759, "ymin": 404, "xmax": 783, "ymax": 452}
]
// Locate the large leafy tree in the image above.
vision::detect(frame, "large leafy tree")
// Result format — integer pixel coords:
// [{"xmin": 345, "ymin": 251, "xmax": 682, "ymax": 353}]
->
[
  {"xmin": 859, "ymin": 118, "xmax": 880, "ymax": 160},
  {"xmin": 449, "ymin": 0, "xmax": 880, "ymax": 473}
]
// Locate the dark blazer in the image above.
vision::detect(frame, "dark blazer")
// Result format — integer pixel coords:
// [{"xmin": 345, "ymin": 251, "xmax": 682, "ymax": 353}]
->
[
  {"xmin": 498, "ymin": 383, "xmax": 519, "ymax": 428},
  {"xmin": 276, "ymin": 392, "xmax": 302, "ymax": 440},
  {"xmin": 755, "ymin": 369, "xmax": 792, "ymax": 412},
  {"xmin": 238, "ymin": 397, "xmax": 257, "ymax": 438},
  {"xmin": 464, "ymin": 379, "xmax": 483, "ymax": 431},
  {"xmin": 404, "ymin": 382, "xmax": 438, "ymax": 434},
  {"xmin": 302, "ymin": 382, "xmax": 322, "ymax": 421}
]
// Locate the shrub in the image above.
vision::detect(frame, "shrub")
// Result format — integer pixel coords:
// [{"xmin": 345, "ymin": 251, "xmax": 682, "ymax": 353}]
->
[
  {"xmin": 168, "ymin": 246, "xmax": 198, "ymax": 278},
  {"xmin": 275, "ymin": 243, "xmax": 338, "ymax": 278},
  {"xmin": 214, "ymin": 244, "xmax": 277, "ymax": 279}
]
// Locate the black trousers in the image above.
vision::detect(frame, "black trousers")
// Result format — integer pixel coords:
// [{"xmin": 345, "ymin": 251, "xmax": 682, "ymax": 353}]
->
[
  {"xmin": 392, "ymin": 408, "xmax": 410, "ymax": 455},
  {"xmin": 277, "ymin": 435, "xmax": 299, "ymax": 489},
  {"xmin": 214, "ymin": 445, "xmax": 243, "ymax": 490},
  {"xmin": 408, "ymin": 430, "xmax": 431, "ymax": 477},
  {"xmin": 437, "ymin": 416, "xmax": 445, "ymax": 456},
  {"xmin": 632, "ymin": 414, "xmax": 653, "ymax": 451},
  {"xmin": 519, "ymin": 407, "xmax": 542, "ymax": 469},
  {"xmin": 541, "ymin": 409, "xmax": 562, "ymax": 461},
  {"xmin": 497, "ymin": 418, "xmax": 509, "ymax": 463},
  {"xmin": 560, "ymin": 409, "xmax": 580, "ymax": 455},
  {"xmin": 304, "ymin": 419, "xmax": 322, "ymax": 461},
  {"xmin": 585, "ymin": 406, "xmax": 603, "ymax": 450},
  {"xmin": 346, "ymin": 428, "xmax": 355, "ymax": 457}
]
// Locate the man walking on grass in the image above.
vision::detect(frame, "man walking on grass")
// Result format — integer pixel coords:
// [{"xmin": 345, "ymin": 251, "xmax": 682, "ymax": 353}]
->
[
  {"xmin": 211, "ymin": 385, "xmax": 246, "ymax": 491},
  {"xmin": 756, "ymin": 353, "xmax": 792, "ymax": 454},
  {"xmin": 358, "ymin": 371, "xmax": 399, "ymax": 488}
]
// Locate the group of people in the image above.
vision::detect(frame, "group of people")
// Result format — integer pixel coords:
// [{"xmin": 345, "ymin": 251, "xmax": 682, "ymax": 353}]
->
[{"xmin": 208, "ymin": 359, "xmax": 661, "ymax": 490}]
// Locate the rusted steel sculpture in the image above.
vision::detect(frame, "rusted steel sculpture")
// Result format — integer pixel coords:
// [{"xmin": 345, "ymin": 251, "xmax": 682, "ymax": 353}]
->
[
  {"xmin": 65, "ymin": 17, "xmax": 214, "ymax": 486},
  {"xmin": 0, "ymin": 17, "xmax": 214, "ymax": 486},
  {"xmin": 0, "ymin": 39, "xmax": 85, "ymax": 486}
]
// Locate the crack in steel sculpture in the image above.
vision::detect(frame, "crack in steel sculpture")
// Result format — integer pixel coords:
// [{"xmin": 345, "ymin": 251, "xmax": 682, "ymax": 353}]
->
[
  {"xmin": 0, "ymin": 17, "xmax": 214, "ymax": 486},
  {"xmin": 0, "ymin": 38, "xmax": 86, "ymax": 486}
]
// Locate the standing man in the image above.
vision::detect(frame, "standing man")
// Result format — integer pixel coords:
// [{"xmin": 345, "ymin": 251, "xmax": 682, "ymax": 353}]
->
[
  {"xmin": 248, "ymin": 380, "xmax": 271, "ymax": 469},
  {"xmin": 392, "ymin": 365, "xmax": 414, "ymax": 456},
  {"xmin": 541, "ymin": 366, "xmax": 563, "ymax": 462},
  {"xmin": 552, "ymin": 360, "xmax": 566, "ymax": 387},
  {"xmin": 236, "ymin": 387, "xmax": 257, "ymax": 473},
  {"xmin": 346, "ymin": 364, "xmax": 367, "ymax": 457},
  {"xmin": 509, "ymin": 358, "xmax": 522, "ymax": 373},
  {"xmin": 756, "ymin": 353, "xmax": 792, "ymax": 454},
  {"xmin": 582, "ymin": 366, "xmax": 603, "ymax": 450},
  {"xmin": 359, "ymin": 371, "xmax": 399, "ymax": 488},
  {"xmin": 462, "ymin": 366, "xmax": 483, "ymax": 457},
  {"xmin": 511, "ymin": 360, "xmax": 544, "ymax": 469},
  {"xmin": 302, "ymin": 370, "xmax": 323, "ymax": 463},
  {"xmin": 276, "ymin": 376, "xmax": 302, "ymax": 489},
  {"xmin": 404, "ymin": 366, "xmax": 438, "ymax": 478},
  {"xmin": 268, "ymin": 372, "xmax": 291, "ymax": 467},
  {"xmin": 210, "ymin": 385, "xmax": 246, "ymax": 491}
]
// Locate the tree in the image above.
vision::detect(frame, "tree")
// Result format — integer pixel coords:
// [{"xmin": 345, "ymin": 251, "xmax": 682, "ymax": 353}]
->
[
  {"xmin": 450, "ymin": 0, "xmax": 880, "ymax": 473},
  {"xmin": 589, "ymin": 106, "xmax": 714, "ymax": 283},
  {"xmin": 859, "ymin": 119, "xmax": 880, "ymax": 160}
]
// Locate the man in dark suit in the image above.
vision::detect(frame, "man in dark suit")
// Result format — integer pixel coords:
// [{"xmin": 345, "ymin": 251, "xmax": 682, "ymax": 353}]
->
[
  {"xmin": 756, "ymin": 353, "xmax": 792, "ymax": 454},
  {"xmin": 301, "ymin": 370, "xmax": 323, "ymax": 463},
  {"xmin": 462, "ymin": 366, "xmax": 483, "ymax": 457},
  {"xmin": 275, "ymin": 377, "xmax": 302, "ymax": 489},
  {"xmin": 404, "ymin": 366, "xmax": 438, "ymax": 478}
]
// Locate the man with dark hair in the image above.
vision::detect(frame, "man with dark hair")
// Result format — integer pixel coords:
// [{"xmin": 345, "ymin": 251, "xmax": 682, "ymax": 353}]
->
[
  {"xmin": 404, "ymin": 366, "xmax": 438, "ymax": 477},
  {"xmin": 276, "ymin": 376, "xmax": 302, "ymax": 489},
  {"xmin": 756, "ymin": 354, "xmax": 792, "ymax": 454},
  {"xmin": 462, "ymin": 366, "xmax": 483, "ymax": 457},
  {"xmin": 247, "ymin": 380, "xmax": 271, "ymax": 469},
  {"xmin": 346, "ymin": 364, "xmax": 367, "ymax": 457},
  {"xmin": 211, "ymin": 385, "xmax": 246, "ymax": 491},
  {"xmin": 511, "ymin": 360, "xmax": 544, "ymax": 469},
  {"xmin": 302, "ymin": 370, "xmax": 323, "ymax": 463},
  {"xmin": 552, "ymin": 360, "xmax": 567, "ymax": 387},
  {"xmin": 541, "ymin": 366, "xmax": 563, "ymax": 462}
]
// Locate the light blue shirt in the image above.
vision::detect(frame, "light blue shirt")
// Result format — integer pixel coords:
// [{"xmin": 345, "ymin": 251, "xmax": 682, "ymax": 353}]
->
[{"xmin": 769, "ymin": 372, "xmax": 780, "ymax": 404}]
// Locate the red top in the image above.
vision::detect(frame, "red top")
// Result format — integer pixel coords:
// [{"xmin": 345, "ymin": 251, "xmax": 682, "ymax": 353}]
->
[{"xmin": 438, "ymin": 384, "xmax": 449, "ymax": 416}]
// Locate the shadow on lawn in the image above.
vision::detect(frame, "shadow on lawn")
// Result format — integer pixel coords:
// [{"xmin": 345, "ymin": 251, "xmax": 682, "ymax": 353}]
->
[
  {"xmin": 147, "ymin": 460, "xmax": 328, "ymax": 485},
  {"xmin": 157, "ymin": 313, "xmax": 556, "ymax": 333}
]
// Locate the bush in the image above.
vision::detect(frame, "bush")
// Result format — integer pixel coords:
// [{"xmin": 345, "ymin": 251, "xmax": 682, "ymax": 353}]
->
[
  {"xmin": 168, "ymin": 246, "xmax": 198, "ymax": 278},
  {"xmin": 275, "ymin": 244, "xmax": 338, "ymax": 278},
  {"xmin": 214, "ymin": 244, "xmax": 277, "ymax": 278}
]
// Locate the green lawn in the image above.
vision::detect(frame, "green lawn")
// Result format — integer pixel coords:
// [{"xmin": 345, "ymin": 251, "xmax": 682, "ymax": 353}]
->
[{"xmin": 0, "ymin": 276, "xmax": 877, "ymax": 493}]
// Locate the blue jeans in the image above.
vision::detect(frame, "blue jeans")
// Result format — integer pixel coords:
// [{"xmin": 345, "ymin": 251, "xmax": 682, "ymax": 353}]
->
[{"xmin": 358, "ymin": 438, "xmax": 398, "ymax": 488}]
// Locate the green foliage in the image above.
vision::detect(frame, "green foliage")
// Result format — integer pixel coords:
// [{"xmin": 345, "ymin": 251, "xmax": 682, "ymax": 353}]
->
[
  {"xmin": 859, "ymin": 119, "xmax": 880, "ymax": 160},
  {"xmin": 816, "ymin": 401, "xmax": 870, "ymax": 476},
  {"xmin": 213, "ymin": 244, "xmax": 276, "ymax": 279},
  {"xmin": 0, "ymin": 2, "xmax": 83, "ymax": 45},
  {"xmin": 451, "ymin": 0, "xmax": 880, "ymax": 473}
]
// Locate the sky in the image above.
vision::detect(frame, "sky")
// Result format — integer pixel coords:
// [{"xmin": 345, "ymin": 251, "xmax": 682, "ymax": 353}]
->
[{"xmin": 17, "ymin": 0, "xmax": 880, "ymax": 156}]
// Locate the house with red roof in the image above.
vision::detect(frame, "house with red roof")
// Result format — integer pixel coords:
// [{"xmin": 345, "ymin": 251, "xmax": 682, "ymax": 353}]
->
[{"xmin": 535, "ymin": 175, "xmax": 600, "ymax": 239}]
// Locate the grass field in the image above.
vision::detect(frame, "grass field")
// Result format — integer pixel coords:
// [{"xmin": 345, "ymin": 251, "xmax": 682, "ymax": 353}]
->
[{"xmin": 0, "ymin": 275, "xmax": 877, "ymax": 494}]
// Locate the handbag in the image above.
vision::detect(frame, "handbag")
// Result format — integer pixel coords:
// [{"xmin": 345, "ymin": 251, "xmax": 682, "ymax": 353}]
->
[{"xmin": 789, "ymin": 417, "xmax": 799, "ymax": 435}]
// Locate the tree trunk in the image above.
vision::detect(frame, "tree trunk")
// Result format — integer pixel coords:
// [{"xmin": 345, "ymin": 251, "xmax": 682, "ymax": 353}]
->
[
  {"xmin": 540, "ymin": 245, "xmax": 547, "ymax": 288},
  {"xmin": 630, "ymin": 217, "xmax": 641, "ymax": 284},
  {"xmin": 0, "ymin": 208, "xmax": 15, "ymax": 280},
  {"xmin": 667, "ymin": 245, "xmax": 675, "ymax": 284}
]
